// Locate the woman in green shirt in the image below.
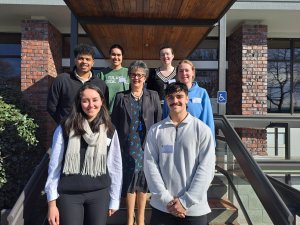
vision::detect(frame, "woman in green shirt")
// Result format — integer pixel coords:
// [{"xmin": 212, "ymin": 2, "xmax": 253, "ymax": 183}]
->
[{"xmin": 100, "ymin": 44, "xmax": 130, "ymax": 113}]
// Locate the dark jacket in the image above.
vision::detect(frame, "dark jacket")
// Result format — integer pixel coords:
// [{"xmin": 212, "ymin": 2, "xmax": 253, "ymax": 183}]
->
[
  {"xmin": 111, "ymin": 88, "xmax": 162, "ymax": 152},
  {"xmin": 47, "ymin": 69, "xmax": 109, "ymax": 124}
]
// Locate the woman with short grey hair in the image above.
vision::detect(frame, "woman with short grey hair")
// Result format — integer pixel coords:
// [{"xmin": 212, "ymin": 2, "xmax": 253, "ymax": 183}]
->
[
  {"xmin": 128, "ymin": 60, "xmax": 149, "ymax": 79},
  {"xmin": 111, "ymin": 60, "xmax": 161, "ymax": 225}
]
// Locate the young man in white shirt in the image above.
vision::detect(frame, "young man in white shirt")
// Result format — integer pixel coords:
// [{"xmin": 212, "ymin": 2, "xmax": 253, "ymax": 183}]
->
[{"xmin": 144, "ymin": 82, "xmax": 215, "ymax": 225}]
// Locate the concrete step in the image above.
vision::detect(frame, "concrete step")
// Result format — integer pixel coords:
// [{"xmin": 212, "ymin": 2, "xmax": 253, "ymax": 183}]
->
[
  {"xmin": 208, "ymin": 198, "xmax": 238, "ymax": 225},
  {"xmin": 107, "ymin": 197, "xmax": 238, "ymax": 225},
  {"xmin": 10, "ymin": 194, "xmax": 237, "ymax": 225},
  {"xmin": 208, "ymin": 175, "xmax": 228, "ymax": 199}
]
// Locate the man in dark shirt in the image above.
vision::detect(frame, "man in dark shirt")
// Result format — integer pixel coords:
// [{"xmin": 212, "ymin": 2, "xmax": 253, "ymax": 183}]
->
[{"xmin": 47, "ymin": 43, "xmax": 108, "ymax": 124}]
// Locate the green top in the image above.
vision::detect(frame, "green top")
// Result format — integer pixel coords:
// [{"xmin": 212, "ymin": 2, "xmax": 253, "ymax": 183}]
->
[{"xmin": 99, "ymin": 67, "xmax": 130, "ymax": 113}]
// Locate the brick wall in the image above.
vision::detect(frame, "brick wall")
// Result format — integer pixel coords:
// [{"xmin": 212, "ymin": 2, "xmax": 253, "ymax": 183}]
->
[
  {"xmin": 228, "ymin": 24, "xmax": 268, "ymax": 155},
  {"xmin": 236, "ymin": 128, "xmax": 268, "ymax": 156},
  {"xmin": 21, "ymin": 20, "xmax": 62, "ymax": 148},
  {"xmin": 227, "ymin": 26, "xmax": 243, "ymax": 115}
]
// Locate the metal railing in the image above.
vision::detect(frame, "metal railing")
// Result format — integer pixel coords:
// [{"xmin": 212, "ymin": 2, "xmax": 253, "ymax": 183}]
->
[
  {"xmin": 226, "ymin": 115, "xmax": 300, "ymax": 129},
  {"xmin": 226, "ymin": 115, "xmax": 300, "ymax": 160},
  {"xmin": 215, "ymin": 165, "xmax": 252, "ymax": 225},
  {"xmin": 6, "ymin": 151, "xmax": 49, "ymax": 225},
  {"xmin": 267, "ymin": 175, "xmax": 300, "ymax": 222},
  {"xmin": 215, "ymin": 115, "xmax": 294, "ymax": 225}
]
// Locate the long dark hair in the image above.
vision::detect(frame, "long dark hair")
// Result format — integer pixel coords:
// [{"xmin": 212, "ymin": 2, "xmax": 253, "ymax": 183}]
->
[{"xmin": 62, "ymin": 84, "xmax": 113, "ymax": 136}]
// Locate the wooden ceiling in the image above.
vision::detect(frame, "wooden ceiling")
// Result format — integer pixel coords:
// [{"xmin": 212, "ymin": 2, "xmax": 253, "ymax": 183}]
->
[{"xmin": 64, "ymin": 0, "xmax": 236, "ymax": 60}]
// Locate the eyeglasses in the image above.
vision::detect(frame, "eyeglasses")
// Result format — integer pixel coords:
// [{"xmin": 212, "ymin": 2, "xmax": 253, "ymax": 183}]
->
[{"xmin": 130, "ymin": 73, "xmax": 145, "ymax": 79}]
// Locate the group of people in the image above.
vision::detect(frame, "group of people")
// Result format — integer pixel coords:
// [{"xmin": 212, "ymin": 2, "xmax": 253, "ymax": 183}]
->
[{"xmin": 45, "ymin": 43, "xmax": 216, "ymax": 225}]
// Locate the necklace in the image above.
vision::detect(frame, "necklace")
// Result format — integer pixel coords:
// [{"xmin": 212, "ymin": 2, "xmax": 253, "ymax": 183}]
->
[
  {"xmin": 170, "ymin": 112, "xmax": 188, "ymax": 127},
  {"xmin": 131, "ymin": 90, "xmax": 143, "ymax": 101}
]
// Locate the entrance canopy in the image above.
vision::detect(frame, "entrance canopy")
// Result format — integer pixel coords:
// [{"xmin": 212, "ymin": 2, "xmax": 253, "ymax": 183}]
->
[{"xmin": 64, "ymin": 0, "xmax": 236, "ymax": 59}]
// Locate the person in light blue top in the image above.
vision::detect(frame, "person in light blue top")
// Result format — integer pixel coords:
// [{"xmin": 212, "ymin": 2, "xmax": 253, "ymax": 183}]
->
[{"xmin": 162, "ymin": 59, "xmax": 215, "ymax": 140}]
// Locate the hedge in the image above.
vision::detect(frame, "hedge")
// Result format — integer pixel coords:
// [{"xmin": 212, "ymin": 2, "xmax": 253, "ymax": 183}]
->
[{"xmin": 0, "ymin": 81, "xmax": 44, "ymax": 210}]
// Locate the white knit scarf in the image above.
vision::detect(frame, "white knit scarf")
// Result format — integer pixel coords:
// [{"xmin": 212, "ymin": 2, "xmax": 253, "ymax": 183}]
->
[{"xmin": 62, "ymin": 120, "xmax": 107, "ymax": 177}]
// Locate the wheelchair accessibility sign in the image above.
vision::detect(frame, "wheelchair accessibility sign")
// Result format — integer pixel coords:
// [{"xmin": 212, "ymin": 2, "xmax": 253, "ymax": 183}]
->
[{"xmin": 217, "ymin": 91, "xmax": 227, "ymax": 104}]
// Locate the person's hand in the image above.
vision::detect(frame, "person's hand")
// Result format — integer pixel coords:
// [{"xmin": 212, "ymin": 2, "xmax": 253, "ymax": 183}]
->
[
  {"xmin": 48, "ymin": 201, "xmax": 60, "ymax": 225},
  {"xmin": 108, "ymin": 209, "xmax": 117, "ymax": 216},
  {"xmin": 167, "ymin": 198, "xmax": 186, "ymax": 218}
]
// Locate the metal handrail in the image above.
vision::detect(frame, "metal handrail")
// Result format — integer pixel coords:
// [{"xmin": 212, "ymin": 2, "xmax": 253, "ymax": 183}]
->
[
  {"xmin": 226, "ymin": 114, "xmax": 300, "ymax": 128},
  {"xmin": 7, "ymin": 151, "xmax": 49, "ymax": 225},
  {"xmin": 267, "ymin": 175, "xmax": 300, "ymax": 217},
  {"xmin": 256, "ymin": 159, "xmax": 300, "ymax": 173},
  {"xmin": 215, "ymin": 115, "xmax": 294, "ymax": 225},
  {"xmin": 215, "ymin": 165, "xmax": 253, "ymax": 225}
]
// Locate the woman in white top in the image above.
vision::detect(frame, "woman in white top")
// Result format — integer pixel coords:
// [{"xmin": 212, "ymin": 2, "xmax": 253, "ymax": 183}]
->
[
  {"xmin": 147, "ymin": 46, "xmax": 176, "ymax": 104},
  {"xmin": 45, "ymin": 84, "xmax": 122, "ymax": 225}
]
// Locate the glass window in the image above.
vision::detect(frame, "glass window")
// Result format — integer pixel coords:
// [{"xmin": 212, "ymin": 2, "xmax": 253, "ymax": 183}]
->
[
  {"xmin": 195, "ymin": 70, "xmax": 218, "ymax": 98},
  {"xmin": 268, "ymin": 40, "xmax": 290, "ymax": 61},
  {"xmin": 268, "ymin": 48, "xmax": 290, "ymax": 61},
  {"xmin": 188, "ymin": 39, "xmax": 218, "ymax": 61},
  {"xmin": 295, "ymin": 41, "xmax": 300, "ymax": 61},
  {"xmin": 0, "ymin": 34, "xmax": 21, "ymax": 86},
  {"xmin": 267, "ymin": 39, "xmax": 300, "ymax": 114},
  {"xmin": 0, "ymin": 44, "xmax": 21, "ymax": 56},
  {"xmin": 0, "ymin": 58, "xmax": 21, "ymax": 77},
  {"xmin": 267, "ymin": 61, "xmax": 291, "ymax": 113},
  {"xmin": 188, "ymin": 49, "xmax": 218, "ymax": 61},
  {"xmin": 294, "ymin": 62, "xmax": 300, "ymax": 112}
]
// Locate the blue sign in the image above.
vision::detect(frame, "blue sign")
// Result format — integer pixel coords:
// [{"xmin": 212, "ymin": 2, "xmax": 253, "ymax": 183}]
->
[{"xmin": 217, "ymin": 91, "xmax": 227, "ymax": 104}]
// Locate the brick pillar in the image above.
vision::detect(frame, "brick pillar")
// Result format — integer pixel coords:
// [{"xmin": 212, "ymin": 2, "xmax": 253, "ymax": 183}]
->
[
  {"xmin": 21, "ymin": 20, "xmax": 62, "ymax": 148},
  {"xmin": 228, "ymin": 24, "xmax": 268, "ymax": 155}
]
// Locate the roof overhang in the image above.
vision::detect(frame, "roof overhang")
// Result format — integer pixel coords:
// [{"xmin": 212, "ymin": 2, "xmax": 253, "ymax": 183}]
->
[{"xmin": 64, "ymin": 0, "xmax": 236, "ymax": 59}]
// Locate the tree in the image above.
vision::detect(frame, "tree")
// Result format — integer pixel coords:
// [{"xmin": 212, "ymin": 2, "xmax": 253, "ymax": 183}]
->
[{"xmin": 267, "ymin": 48, "xmax": 291, "ymax": 113}]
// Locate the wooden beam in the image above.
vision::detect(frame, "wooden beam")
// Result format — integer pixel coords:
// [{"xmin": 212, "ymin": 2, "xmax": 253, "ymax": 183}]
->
[{"xmin": 78, "ymin": 16, "xmax": 218, "ymax": 27}]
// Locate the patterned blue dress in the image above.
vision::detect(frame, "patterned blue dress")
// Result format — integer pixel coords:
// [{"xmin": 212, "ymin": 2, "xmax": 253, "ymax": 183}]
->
[{"xmin": 122, "ymin": 95, "xmax": 147, "ymax": 195}]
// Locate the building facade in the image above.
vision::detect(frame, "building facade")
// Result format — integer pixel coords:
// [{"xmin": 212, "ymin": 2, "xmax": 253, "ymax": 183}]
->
[{"xmin": 0, "ymin": 0, "xmax": 299, "ymax": 153}]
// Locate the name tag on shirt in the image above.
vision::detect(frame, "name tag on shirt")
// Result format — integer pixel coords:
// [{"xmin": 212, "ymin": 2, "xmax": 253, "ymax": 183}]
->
[
  {"xmin": 168, "ymin": 79, "xmax": 176, "ymax": 84},
  {"xmin": 107, "ymin": 138, "xmax": 112, "ymax": 146},
  {"xmin": 119, "ymin": 77, "xmax": 126, "ymax": 83},
  {"xmin": 160, "ymin": 145, "xmax": 174, "ymax": 153},
  {"xmin": 192, "ymin": 97, "xmax": 202, "ymax": 103}
]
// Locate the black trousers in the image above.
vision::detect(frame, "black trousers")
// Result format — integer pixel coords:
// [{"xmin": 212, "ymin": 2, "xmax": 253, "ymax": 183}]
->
[
  {"xmin": 150, "ymin": 207, "xmax": 208, "ymax": 225},
  {"xmin": 57, "ymin": 188, "xmax": 110, "ymax": 225}
]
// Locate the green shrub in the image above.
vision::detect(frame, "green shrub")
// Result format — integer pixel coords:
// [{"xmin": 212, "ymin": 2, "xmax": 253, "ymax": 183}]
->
[
  {"xmin": 0, "ymin": 98, "xmax": 38, "ymax": 146},
  {"xmin": 0, "ymin": 82, "xmax": 44, "ymax": 210}
]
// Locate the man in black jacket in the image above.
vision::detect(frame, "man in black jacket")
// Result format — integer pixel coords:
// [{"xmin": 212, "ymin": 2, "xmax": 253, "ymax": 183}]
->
[{"xmin": 47, "ymin": 44, "xmax": 108, "ymax": 124}]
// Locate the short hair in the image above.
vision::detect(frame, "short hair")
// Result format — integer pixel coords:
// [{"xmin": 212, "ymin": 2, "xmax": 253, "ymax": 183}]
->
[
  {"xmin": 128, "ymin": 60, "xmax": 149, "ymax": 79},
  {"xmin": 159, "ymin": 46, "xmax": 174, "ymax": 55},
  {"xmin": 165, "ymin": 82, "xmax": 188, "ymax": 96},
  {"xmin": 74, "ymin": 43, "xmax": 96, "ymax": 59},
  {"xmin": 109, "ymin": 44, "xmax": 124, "ymax": 55},
  {"xmin": 177, "ymin": 59, "xmax": 195, "ymax": 72}
]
